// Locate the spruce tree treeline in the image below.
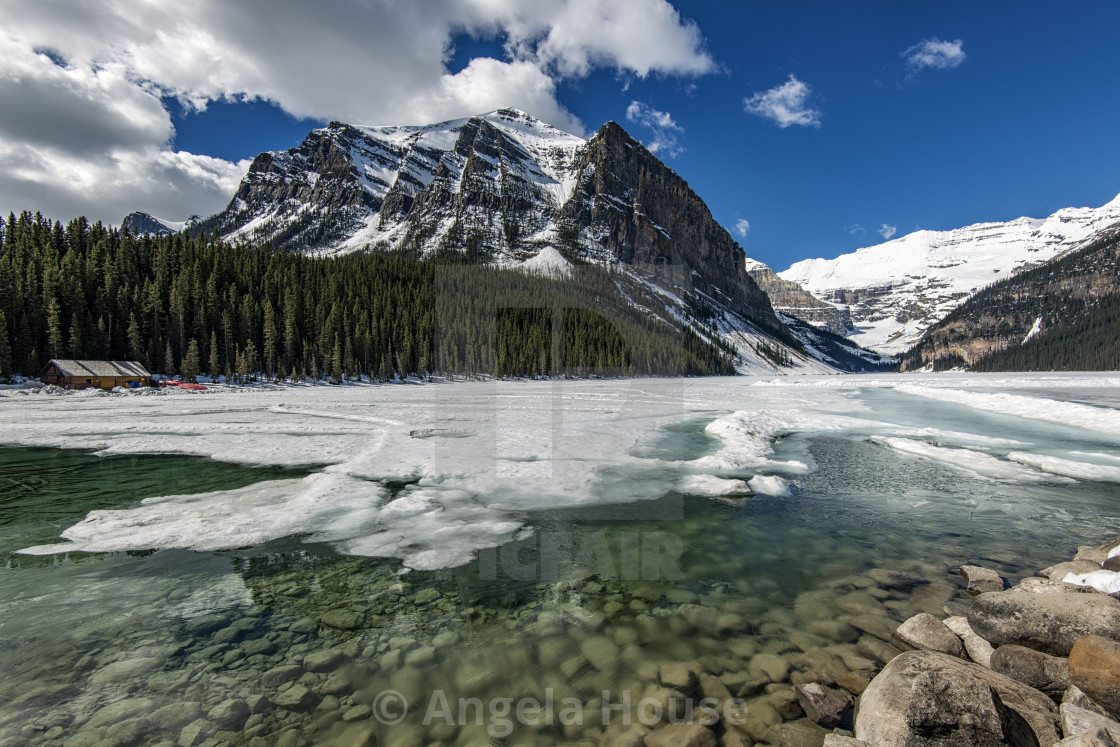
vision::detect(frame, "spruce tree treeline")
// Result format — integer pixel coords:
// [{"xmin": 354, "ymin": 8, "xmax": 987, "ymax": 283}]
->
[{"xmin": 0, "ymin": 211, "xmax": 735, "ymax": 381}]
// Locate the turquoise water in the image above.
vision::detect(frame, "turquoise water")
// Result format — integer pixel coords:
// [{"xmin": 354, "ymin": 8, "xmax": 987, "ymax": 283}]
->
[{"xmin": 0, "ymin": 396, "xmax": 1118, "ymax": 746}]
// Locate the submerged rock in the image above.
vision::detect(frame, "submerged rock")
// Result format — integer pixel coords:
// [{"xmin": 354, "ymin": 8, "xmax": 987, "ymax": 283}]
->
[
  {"xmin": 795, "ymin": 682, "xmax": 852, "ymax": 728},
  {"xmin": 968, "ymin": 590, "xmax": 1120, "ymax": 656},
  {"xmin": 854, "ymin": 650, "xmax": 1061, "ymax": 746},
  {"xmin": 959, "ymin": 565, "xmax": 1004, "ymax": 594}
]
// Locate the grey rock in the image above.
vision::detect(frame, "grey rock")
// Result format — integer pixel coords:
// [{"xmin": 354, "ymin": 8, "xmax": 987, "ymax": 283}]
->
[
  {"xmin": 892, "ymin": 613, "xmax": 965, "ymax": 658},
  {"xmin": 1056, "ymin": 727, "xmax": 1120, "ymax": 746},
  {"xmin": 854, "ymin": 651, "xmax": 1061, "ymax": 746},
  {"xmin": 273, "ymin": 684, "xmax": 317, "ymax": 711},
  {"xmin": 990, "ymin": 644, "xmax": 1070, "ymax": 694},
  {"xmin": 319, "ymin": 609, "xmax": 363, "ymax": 630},
  {"xmin": 959, "ymin": 565, "xmax": 1004, "ymax": 594},
  {"xmin": 1062, "ymin": 703, "xmax": 1120, "ymax": 742},
  {"xmin": 795, "ymin": 682, "xmax": 852, "ymax": 728},
  {"xmin": 261, "ymin": 664, "xmax": 303, "ymax": 687},
  {"xmin": 943, "ymin": 615, "xmax": 995, "ymax": 667},
  {"xmin": 241, "ymin": 638, "xmax": 276, "ymax": 657},
  {"xmin": 303, "ymin": 648, "xmax": 345, "ymax": 672},
  {"xmin": 968, "ymin": 590, "xmax": 1120, "ymax": 656},
  {"xmin": 341, "ymin": 705, "xmax": 372, "ymax": 722},
  {"xmin": 184, "ymin": 615, "xmax": 227, "ymax": 637},
  {"xmin": 176, "ymin": 719, "xmax": 214, "ymax": 747},
  {"xmin": 206, "ymin": 699, "xmax": 249, "ymax": 730},
  {"xmin": 86, "ymin": 698, "xmax": 157, "ymax": 728},
  {"xmin": 149, "ymin": 702, "xmax": 202, "ymax": 731},
  {"xmin": 88, "ymin": 657, "xmax": 162, "ymax": 688},
  {"xmin": 1042, "ymin": 560, "xmax": 1108, "ymax": 580},
  {"xmin": 1075, "ymin": 535, "xmax": 1120, "ymax": 565},
  {"xmin": 580, "ymin": 636, "xmax": 620, "ymax": 671},
  {"xmin": 824, "ymin": 736, "xmax": 869, "ymax": 747},
  {"xmin": 659, "ymin": 663, "xmax": 699, "ymax": 692},
  {"xmin": 765, "ymin": 718, "xmax": 830, "ymax": 747},
  {"xmin": 104, "ymin": 717, "xmax": 149, "ymax": 746},
  {"xmin": 866, "ymin": 568, "xmax": 929, "ymax": 592},
  {"xmin": 1066, "ymin": 685, "xmax": 1114, "ymax": 719}
]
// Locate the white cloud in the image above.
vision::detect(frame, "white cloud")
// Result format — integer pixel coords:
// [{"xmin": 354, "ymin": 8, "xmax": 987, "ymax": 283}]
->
[
  {"xmin": 625, "ymin": 101, "xmax": 683, "ymax": 157},
  {"xmin": 879, "ymin": 223, "xmax": 897, "ymax": 240},
  {"xmin": 0, "ymin": 0, "xmax": 715, "ymax": 224},
  {"xmin": 743, "ymin": 75, "xmax": 821, "ymax": 129},
  {"xmin": 734, "ymin": 219, "xmax": 750, "ymax": 239},
  {"xmin": 903, "ymin": 38, "xmax": 966, "ymax": 73},
  {"xmin": 847, "ymin": 224, "xmax": 866, "ymax": 236}
]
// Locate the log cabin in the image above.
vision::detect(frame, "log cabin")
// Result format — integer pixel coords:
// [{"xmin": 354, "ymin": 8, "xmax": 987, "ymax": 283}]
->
[{"xmin": 40, "ymin": 359, "xmax": 152, "ymax": 390}]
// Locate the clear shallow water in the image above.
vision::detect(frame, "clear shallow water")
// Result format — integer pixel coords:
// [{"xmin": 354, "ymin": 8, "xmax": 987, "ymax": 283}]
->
[{"xmin": 0, "ymin": 382, "xmax": 1119, "ymax": 746}]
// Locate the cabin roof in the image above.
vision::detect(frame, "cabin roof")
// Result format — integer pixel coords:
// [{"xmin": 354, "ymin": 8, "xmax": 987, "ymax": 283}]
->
[{"xmin": 44, "ymin": 359, "xmax": 151, "ymax": 378}]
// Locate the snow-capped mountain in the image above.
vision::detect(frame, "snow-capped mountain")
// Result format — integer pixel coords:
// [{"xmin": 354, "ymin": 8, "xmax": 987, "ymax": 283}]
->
[
  {"xmin": 744, "ymin": 257, "xmax": 850, "ymax": 336},
  {"xmin": 194, "ymin": 108, "xmax": 778, "ymax": 335},
  {"xmin": 780, "ymin": 195, "xmax": 1120, "ymax": 354},
  {"xmin": 121, "ymin": 211, "xmax": 198, "ymax": 236}
]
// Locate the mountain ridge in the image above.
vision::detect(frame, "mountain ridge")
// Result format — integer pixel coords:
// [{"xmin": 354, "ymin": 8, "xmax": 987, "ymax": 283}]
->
[{"xmin": 779, "ymin": 195, "xmax": 1120, "ymax": 355}]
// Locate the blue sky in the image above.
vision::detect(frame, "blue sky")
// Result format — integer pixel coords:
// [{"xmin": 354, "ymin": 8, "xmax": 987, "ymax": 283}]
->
[{"xmin": 5, "ymin": 1, "xmax": 1120, "ymax": 270}]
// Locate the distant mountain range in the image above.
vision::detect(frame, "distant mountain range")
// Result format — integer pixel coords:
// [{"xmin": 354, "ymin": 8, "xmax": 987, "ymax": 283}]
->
[{"xmin": 122, "ymin": 107, "xmax": 1120, "ymax": 375}]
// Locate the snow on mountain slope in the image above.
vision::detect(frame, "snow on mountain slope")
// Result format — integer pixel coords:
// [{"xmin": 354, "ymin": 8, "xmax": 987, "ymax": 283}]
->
[
  {"xmin": 121, "ymin": 211, "xmax": 195, "ymax": 236},
  {"xmin": 780, "ymin": 194, "xmax": 1120, "ymax": 354}
]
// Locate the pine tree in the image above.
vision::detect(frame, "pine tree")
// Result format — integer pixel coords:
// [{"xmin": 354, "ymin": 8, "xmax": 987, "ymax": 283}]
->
[
  {"xmin": 47, "ymin": 297, "xmax": 63, "ymax": 359},
  {"xmin": 0, "ymin": 310, "xmax": 11, "ymax": 379},
  {"xmin": 208, "ymin": 331, "xmax": 220, "ymax": 379},
  {"xmin": 127, "ymin": 313, "xmax": 142, "ymax": 362},
  {"xmin": 330, "ymin": 334, "xmax": 343, "ymax": 384},
  {"xmin": 182, "ymin": 339, "xmax": 200, "ymax": 382},
  {"xmin": 164, "ymin": 340, "xmax": 175, "ymax": 377}
]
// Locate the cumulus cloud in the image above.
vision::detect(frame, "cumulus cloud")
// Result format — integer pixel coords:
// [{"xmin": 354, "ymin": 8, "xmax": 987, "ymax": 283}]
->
[
  {"xmin": 734, "ymin": 219, "xmax": 751, "ymax": 239},
  {"xmin": 0, "ymin": 0, "xmax": 715, "ymax": 224},
  {"xmin": 903, "ymin": 38, "xmax": 966, "ymax": 73},
  {"xmin": 743, "ymin": 75, "xmax": 821, "ymax": 129},
  {"xmin": 879, "ymin": 223, "xmax": 898, "ymax": 240},
  {"xmin": 625, "ymin": 101, "xmax": 684, "ymax": 157}
]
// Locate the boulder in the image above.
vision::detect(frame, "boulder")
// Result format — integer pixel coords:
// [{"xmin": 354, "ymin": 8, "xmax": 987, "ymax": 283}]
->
[
  {"xmin": 990, "ymin": 644, "xmax": 1070, "ymax": 694},
  {"xmin": 968, "ymin": 590, "xmax": 1120, "ymax": 656},
  {"xmin": 1065, "ymin": 685, "xmax": 1114, "ymax": 719},
  {"xmin": 795, "ymin": 682, "xmax": 852, "ymax": 728},
  {"xmin": 273, "ymin": 684, "xmax": 318, "ymax": 711},
  {"xmin": 1061, "ymin": 703, "xmax": 1120, "ymax": 742},
  {"xmin": 1056, "ymin": 728, "xmax": 1120, "ymax": 746},
  {"xmin": 891, "ymin": 613, "xmax": 965, "ymax": 658},
  {"xmin": 960, "ymin": 565, "xmax": 1004, "ymax": 594},
  {"xmin": 1074, "ymin": 535, "xmax": 1120, "ymax": 566},
  {"xmin": 319, "ymin": 609, "xmax": 363, "ymax": 630},
  {"xmin": 854, "ymin": 651, "xmax": 1061, "ymax": 746},
  {"xmin": 1070, "ymin": 635, "xmax": 1120, "ymax": 719},
  {"xmin": 943, "ymin": 615, "xmax": 995, "ymax": 667},
  {"xmin": 765, "ymin": 718, "xmax": 829, "ymax": 747},
  {"xmin": 1042, "ymin": 560, "xmax": 1106, "ymax": 580}
]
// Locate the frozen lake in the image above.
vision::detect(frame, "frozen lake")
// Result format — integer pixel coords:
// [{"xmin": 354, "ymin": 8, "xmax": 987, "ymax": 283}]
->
[{"xmin": 1, "ymin": 373, "xmax": 1119, "ymax": 745}]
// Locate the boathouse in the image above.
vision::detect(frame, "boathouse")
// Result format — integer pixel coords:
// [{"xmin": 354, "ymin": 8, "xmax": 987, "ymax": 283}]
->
[{"xmin": 40, "ymin": 359, "xmax": 152, "ymax": 390}]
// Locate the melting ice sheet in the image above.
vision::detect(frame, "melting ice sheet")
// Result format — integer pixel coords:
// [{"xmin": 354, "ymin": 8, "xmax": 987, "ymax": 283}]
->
[{"xmin": 6, "ymin": 373, "xmax": 1120, "ymax": 570}]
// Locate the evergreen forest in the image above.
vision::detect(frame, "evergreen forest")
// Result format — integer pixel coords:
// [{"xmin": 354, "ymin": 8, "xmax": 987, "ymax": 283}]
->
[{"xmin": 0, "ymin": 211, "xmax": 737, "ymax": 382}]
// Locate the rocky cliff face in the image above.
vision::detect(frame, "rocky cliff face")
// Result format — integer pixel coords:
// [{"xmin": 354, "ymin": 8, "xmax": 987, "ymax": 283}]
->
[
  {"xmin": 558, "ymin": 122, "xmax": 779, "ymax": 331},
  {"xmin": 121, "ymin": 211, "xmax": 194, "ymax": 236},
  {"xmin": 744, "ymin": 259, "xmax": 850, "ymax": 335},
  {"xmin": 191, "ymin": 108, "xmax": 782, "ymax": 333}
]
